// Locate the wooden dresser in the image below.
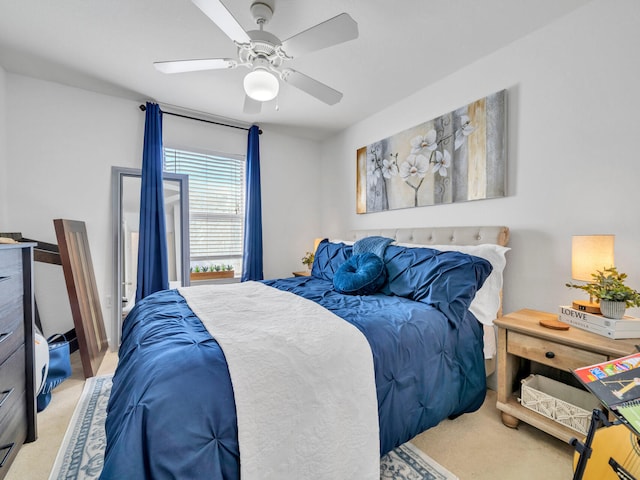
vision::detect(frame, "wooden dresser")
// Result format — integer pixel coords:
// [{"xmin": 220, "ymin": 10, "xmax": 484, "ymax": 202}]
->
[{"xmin": 0, "ymin": 244, "xmax": 36, "ymax": 479}]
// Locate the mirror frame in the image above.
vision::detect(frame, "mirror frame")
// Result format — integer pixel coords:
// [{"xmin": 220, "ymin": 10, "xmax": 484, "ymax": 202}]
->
[{"xmin": 111, "ymin": 166, "xmax": 190, "ymax": 349}]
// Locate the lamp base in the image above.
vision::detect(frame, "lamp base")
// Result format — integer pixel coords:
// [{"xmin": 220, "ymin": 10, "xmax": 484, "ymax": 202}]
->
[{"xmin": 572, "ymin": 300, "xmax": 601, "ymax": 314}]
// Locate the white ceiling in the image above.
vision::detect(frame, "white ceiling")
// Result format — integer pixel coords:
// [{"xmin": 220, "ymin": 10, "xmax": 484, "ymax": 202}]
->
[{"xmin": 0, "ymin": 0, "xmax": 590, "ymax": 140}]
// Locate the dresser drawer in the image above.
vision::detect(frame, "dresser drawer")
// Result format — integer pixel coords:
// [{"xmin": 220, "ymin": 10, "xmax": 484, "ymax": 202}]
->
[
  {"xmin": 0, "ymin": 345, "xmax": 27, "ymax": 421},
  {"xmin": 0, "ymin": 271, "xmax": 23, "ymax": 318},
  {"xmin": 0, "ymin": 390, "xmax": 27, "ymax": 479},
  {"xmin": 0, "ymin": 345, "xmax": 27, "ymax": 479},
  {"xmin": 507, "ymin": 330, "xmax": 608, "ymax": 371},
  {"xmin": 0, "ymin": 297, "xmax": 24, "ymax": 366},
  {"xmin": 0, "ymin": 345, "xmax": 27, "ymax": 414},
  {"xmin": 0, "ymin": 249, "xmax": 21, "ymax": 279},
  {"xmin": 0, "ymin": 248, "xmax": 25, "ymax": 368}
]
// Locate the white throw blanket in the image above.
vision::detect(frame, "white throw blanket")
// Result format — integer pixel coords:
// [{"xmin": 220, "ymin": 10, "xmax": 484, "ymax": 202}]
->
[{"xmin": 179, "ymin": 282, "xmax": 380, "ymax": 480}]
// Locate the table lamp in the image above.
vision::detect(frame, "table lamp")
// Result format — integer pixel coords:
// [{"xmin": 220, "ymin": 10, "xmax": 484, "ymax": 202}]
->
[{"xmin": 571, "ymin": 234, "xmax": 615, "ymax": 314}]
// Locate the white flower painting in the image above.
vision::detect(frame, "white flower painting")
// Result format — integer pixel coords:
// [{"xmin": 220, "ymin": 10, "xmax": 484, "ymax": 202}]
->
[{"xmin": 356, "ymin": 90, "xmax": 507, "ymax": 213}]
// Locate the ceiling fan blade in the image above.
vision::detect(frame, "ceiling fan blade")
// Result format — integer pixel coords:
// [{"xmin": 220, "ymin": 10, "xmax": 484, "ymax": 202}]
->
[
  {"xmin": 191, "ymin": 0, "xmax": 251, "ymax": 44},
  {"xmin": 281, "ymin": 13, "xmax": 358, "ymax": 58},
  {"xmin": 243, "ymin": 95, "xmax": 262, "ymax": 114},
  {"xmin": 283, "ymin": 69, "xmax": 343, "ymax": 105},
  {"xmin": 154, "ymin": 58, "xmax": 236, "ymax": 74}
]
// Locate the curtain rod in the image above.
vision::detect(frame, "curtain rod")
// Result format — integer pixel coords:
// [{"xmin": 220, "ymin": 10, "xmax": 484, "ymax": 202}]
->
[{"xmin": 139, "ymin": 104, "xmax": 262, "ymax": 135}]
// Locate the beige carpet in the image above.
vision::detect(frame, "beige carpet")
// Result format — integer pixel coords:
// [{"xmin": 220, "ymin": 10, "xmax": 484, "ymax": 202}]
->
[
  {"xmin": 6, "ymin": 350, "xmax": 574, "ymax": 479},
  {"xmin": 411, "ymin": 393, "xmax": 575, "ymax": 479}
]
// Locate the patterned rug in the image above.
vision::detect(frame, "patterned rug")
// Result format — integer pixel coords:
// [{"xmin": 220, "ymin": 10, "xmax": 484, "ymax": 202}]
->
[
  {"xmin": 48, "ymin": 375, "xmax": 111, "ymax": 480},
  {"xmin": 380, "ymin": 443, "xmax": 458, "ymax": 480},
  {"xmin": 49, "ymin": 374, "xmax": 457, "ymax": 480}
]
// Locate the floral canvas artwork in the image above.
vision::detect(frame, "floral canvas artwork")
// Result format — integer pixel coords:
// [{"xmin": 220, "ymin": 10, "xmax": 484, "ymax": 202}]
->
[{"xmin": 356, "ymin": 90, "xmax": 506, "ymax": 213}]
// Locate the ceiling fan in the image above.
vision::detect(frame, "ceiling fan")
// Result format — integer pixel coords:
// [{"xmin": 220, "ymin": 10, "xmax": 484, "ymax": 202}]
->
[{"xmin": 154, "ymin": 0, "xmax": 359, "ymax": 114}]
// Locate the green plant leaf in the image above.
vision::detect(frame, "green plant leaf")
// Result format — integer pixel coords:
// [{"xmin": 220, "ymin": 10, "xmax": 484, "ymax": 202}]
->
[{"xmin": 566, "ymin": 267, "xmax": 640, "ymax": 308}]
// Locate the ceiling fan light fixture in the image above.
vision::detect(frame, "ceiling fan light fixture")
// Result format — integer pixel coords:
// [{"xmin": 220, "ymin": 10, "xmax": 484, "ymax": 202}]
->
[{"xmin": 244, "ymin": 68, "xmax": 279, "ymax": 102}]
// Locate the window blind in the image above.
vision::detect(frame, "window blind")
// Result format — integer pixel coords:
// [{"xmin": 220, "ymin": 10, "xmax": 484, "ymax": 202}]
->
[{"xmin": 164, "ymin": 148, "xmax": 245, "ymax": 261}]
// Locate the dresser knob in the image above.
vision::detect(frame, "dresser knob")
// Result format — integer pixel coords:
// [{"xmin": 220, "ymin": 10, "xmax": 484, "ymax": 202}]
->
[{"xmin": 545, "ymin": 351, "xmax": 555, "ymax": 359}]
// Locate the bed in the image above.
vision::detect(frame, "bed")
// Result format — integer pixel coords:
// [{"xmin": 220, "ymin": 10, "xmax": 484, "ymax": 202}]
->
[{"xmin": 101, "ymin": 225, "xmax": 510, "ymax": 480}]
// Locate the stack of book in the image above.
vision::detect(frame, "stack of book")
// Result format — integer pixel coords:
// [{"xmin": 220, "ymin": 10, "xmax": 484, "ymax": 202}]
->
[{"xmin": 558, "ymin": 305, "xmax": 640, "ymax": 339}]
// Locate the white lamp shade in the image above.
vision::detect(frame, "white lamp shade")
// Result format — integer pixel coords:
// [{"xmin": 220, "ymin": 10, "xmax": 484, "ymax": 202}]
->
[
  {"xmin": 243, "ymin": 69, "xmax": 279, "ymax": 102},
  {"xmin": 571, "ymin": 235, "xmax": 615, "ymax": 281}
]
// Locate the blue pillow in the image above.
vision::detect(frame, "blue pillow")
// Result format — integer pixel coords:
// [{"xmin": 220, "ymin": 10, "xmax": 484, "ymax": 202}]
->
[
  {"xmin": 382, "ymin": 245, "xmax": 492, "ymax": 326},
  {"xmin": 352, "ymin": 236, "xmax": 394, "ymax": 258},
  {"xmin": 333, "ymin": 253, "xmax": 387, "ymax": 295},
  {"xmin": 311, "ymin": 239, "xmax": 353, "ymax": 281}
]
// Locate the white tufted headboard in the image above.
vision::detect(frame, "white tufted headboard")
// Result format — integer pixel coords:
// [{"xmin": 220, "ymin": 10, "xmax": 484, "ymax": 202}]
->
[{"xmin": 345, "ymin": 226, "xmax": 510, "ymax": 247}]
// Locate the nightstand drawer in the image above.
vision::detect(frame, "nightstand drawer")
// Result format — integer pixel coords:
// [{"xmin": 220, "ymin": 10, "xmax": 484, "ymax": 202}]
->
[{"xmin": 507, "ymin": 330, "xmax": 607, "ymax": 371}]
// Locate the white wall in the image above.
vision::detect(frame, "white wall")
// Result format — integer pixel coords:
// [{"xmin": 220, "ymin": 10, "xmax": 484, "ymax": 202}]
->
[
  {"xmin": 4, "ymin": 75, "xmax": 143, "ymax": 342},
  {"xmin": 259, "ymin": 129, "xmax": 322, "ymax": 276},
  {"xmin": 319, "ymin": 0, "xmax": 640, "ymax": 318},
  {"xmin": 3, "ymin": 75, "xmax": 321, "ymax": 346}
]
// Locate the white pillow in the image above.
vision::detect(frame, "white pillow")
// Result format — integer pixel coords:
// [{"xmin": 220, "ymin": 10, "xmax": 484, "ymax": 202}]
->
[
  {"xmin": 328, "ymin": 238, "xmax": 354, "ymax": 245},
  {"xmin": 397, "ymin": 243, "xmax": 510, "ymax": 326}
]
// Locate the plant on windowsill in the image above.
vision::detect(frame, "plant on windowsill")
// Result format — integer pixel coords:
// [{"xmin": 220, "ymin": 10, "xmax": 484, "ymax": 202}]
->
[
  {"xmin": 190, "ymin": 264, "xmax": 235, "ymax": 281},
  {"xmin": 566, "ymin": 267, "xmax": 640, "ymax": 319}
]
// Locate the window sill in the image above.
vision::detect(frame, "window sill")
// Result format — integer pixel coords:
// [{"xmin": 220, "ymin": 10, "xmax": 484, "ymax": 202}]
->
[{"xmin": 189, "ymin": 277, "xmax": 240, "ymax": 286}]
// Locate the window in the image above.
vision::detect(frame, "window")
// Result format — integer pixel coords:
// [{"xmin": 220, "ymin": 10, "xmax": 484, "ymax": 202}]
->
[{"xmin": 164, "ymin": 148, "xmax": 245, "ymax": 276}]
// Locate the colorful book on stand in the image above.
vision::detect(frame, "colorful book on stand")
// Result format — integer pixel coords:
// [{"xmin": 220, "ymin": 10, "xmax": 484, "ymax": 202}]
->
[
  {"xmin": 559, "ymin": 306, "xmax": 640, "ymax": 339},
  {"xmin": 573, "ymin": 352, "xmax": 640, "ymax": 436}
]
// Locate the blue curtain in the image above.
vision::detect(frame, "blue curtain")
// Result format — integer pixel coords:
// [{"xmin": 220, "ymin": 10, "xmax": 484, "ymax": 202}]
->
[
  {"xmin": 135, "ymin": 102, "xmax": 169, "ymax": 301},
  {"xmin": 241, "ymin": 125, "xmax": 263, "ymax": 281}
]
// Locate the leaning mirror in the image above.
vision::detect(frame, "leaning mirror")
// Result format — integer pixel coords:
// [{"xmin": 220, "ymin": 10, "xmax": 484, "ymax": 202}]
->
[{"xmin": 111, "ymin": 166, "xmax": 190, "ymax": 348}]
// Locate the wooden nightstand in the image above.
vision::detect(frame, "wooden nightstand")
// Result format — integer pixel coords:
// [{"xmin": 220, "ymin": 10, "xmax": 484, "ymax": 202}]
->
[
  {"xmin": 292, "ymin": 271, "xmax": 310, "ymax": 277},
  {"xmin": 495, "ymin": 308, "xmax": 639, "ymax": 442}
]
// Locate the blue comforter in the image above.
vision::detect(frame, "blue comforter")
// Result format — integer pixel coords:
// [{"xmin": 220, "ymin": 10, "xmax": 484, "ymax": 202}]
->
[{"xmin": 102, "ymin": 243, "xmax": 490, "ymax": 479}]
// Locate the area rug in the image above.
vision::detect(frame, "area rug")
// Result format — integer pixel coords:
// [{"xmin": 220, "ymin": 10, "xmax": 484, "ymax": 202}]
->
[
  {"xmin": 48, "ymin": 375, "xmax": 111, "ymax": 480},
  {"xmin": 49, "ymin": 374, "xmax": 458, "ymax": 480}
]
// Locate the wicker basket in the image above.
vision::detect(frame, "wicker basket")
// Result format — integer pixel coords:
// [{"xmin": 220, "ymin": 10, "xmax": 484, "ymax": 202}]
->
[{"xmin": 519, "ymin": 374, "xmax": 600, "ymax": 435}]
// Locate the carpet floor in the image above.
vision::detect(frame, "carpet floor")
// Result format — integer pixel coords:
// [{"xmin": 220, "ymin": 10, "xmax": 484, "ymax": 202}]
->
[{"xmin": 6, "ymin": 351, "xmax": 574, "ymax": 479}]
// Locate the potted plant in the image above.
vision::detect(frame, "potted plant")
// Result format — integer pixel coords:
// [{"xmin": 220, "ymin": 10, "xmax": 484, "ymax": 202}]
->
[
  {"xmin": 190, "ymin": 264, "xmax": 235, "ymax": 281},
  {"xmin": 301, "ymin": 251, "xmax": 314, "ymax": 271},
  {"xmin": 566, "ymin": 267, "xmax": 640, "ymax": 319}
]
